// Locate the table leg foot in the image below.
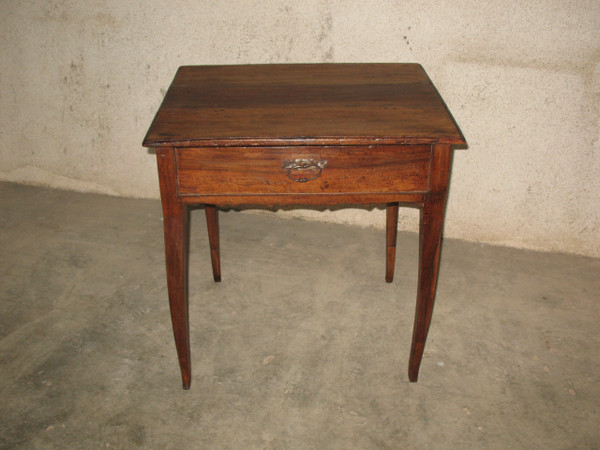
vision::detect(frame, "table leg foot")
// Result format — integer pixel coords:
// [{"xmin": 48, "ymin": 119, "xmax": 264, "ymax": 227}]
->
[
  {"xmin": 385, "ymin": 203, "xmax": 399, "ymax": 283},
  {"xmin": 205, "ymin": 205, "xmax": 221, "ymax": 282},
  {"xmin": 408, "ymin": 352, "xmax": 422, "ymax": 382}
]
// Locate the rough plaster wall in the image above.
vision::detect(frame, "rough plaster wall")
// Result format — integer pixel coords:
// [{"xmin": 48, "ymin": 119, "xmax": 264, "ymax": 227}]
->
[{"xmin": 1, "ymin": 1, "xmax": 599, "ymax": 257}]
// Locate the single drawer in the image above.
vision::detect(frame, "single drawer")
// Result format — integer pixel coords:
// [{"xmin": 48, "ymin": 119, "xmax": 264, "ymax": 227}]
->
[{"xmin": 176, "ymin": 145, "xmax": 431, "ymax": 196}]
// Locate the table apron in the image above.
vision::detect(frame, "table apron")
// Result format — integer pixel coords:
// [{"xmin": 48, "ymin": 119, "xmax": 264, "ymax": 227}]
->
[{"xmin": 177, "ymin": 192, "xmax": 427, "ymax": 207}]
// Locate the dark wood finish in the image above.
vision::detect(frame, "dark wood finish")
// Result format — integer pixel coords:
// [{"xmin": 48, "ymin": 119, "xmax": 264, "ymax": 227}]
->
[
  {"xmin": 180, "ymin": 192, "xmax": 427, "ymax": 208},
  {"xmin": 409, "ymin": 144, "xmax": 453, "ymax": 381},
  {"xmin": 143, "ymin": 64, "xmax": 466, "ymax": 388},
  {"xmin": 176, "ymin": 145, "xmax": 430, "ymax": 197},
  {"xmin": 386, "ymin": 203, "xmax": 399, "ymax": 283},
  {"xmin": 156, "ymin": 148, "xmax": 191, "ymax": 390},
  {"xmin": 143, "ymin": 64, "xmax": 465, "ymax": 148},
  {"xmin": 204, "ymin": 205, "xmax": 221, "ymax": 282}
]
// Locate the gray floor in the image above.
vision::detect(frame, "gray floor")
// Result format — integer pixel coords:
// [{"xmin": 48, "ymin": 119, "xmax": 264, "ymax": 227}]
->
[{"xmin": 1, "ymin": 182, "xmax": 599, "ymax": 449}]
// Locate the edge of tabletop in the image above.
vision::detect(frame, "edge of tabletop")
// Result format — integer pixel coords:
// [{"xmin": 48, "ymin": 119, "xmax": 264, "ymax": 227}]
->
[{"xmin": 141, "ymin": 136, "xmax": 467, "ymax": 148}]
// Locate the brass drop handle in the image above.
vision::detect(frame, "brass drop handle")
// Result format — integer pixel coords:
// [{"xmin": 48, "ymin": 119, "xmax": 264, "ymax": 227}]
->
[{"xmin": 282, "ymin": 159, "xmax": 328, "ymax": 183}]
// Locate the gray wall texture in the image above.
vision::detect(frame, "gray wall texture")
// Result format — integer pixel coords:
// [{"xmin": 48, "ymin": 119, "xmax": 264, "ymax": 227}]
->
[{"xmin": 1, "ymin": 1, "xmax": 599, "ymax": 257}]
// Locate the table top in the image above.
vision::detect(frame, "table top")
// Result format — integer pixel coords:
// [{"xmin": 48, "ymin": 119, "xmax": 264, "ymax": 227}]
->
[{"xmin": 143, "ymin": 63, "xmax": 465, "ymax": 148}]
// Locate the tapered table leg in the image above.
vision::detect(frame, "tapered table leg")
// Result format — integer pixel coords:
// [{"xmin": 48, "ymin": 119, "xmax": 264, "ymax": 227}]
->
[
  {"xmin": 408, "ymin": 198, "xmax": 445, "ymax": 381},
  {"xmin": 386, "ymin": 203, "xmax": 399, "ymax": 283},
  {"xmin": 408, "ymin": 144, "xmax": 452, "ymax": 382},
  {"xmin": 157, "ymin": 148, "xmax": 191, "ymax": 389},
  {"xmin": 205, "ymin": 205, "xmax": 221, "ymax": 282}
]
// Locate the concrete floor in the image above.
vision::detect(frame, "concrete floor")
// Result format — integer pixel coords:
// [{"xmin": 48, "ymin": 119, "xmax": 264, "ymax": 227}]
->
[{"xmin": 0, "ymin": 181, "xmax": 599, "ymax": 449}]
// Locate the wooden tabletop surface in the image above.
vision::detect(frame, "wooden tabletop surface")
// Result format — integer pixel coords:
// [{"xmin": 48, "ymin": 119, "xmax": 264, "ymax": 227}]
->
[{"xmin": 143, "ymin": 63, "xmax": 466, "ymax": 148}]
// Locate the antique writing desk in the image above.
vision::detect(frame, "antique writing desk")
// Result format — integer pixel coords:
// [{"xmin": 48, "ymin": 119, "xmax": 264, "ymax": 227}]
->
[{"xmin": 143, "ymin": 64, "xmax": 465, "ymax": 389}]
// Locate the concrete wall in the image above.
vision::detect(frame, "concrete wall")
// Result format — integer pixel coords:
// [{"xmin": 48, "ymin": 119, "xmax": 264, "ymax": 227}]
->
[{"xmin": 1, "ymin": 1, "xmax": 599, "ymax": 257}]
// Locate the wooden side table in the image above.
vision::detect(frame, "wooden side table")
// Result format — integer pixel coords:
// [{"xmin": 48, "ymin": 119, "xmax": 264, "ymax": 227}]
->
[{"xmin": 143, "ymin": 64, "xmax": 466, "ymax": 389}]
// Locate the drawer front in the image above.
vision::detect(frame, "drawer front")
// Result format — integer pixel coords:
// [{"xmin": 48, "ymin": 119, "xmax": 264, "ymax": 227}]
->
[{"xmin": 176, "ymin": 145, "xmax": 431, "ymax": 196}]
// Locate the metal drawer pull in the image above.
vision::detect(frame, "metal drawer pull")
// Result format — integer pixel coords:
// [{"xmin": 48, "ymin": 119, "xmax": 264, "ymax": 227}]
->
[{"xmin": 282, "ymin": 159, "xmax": 328, "ymax": 183}]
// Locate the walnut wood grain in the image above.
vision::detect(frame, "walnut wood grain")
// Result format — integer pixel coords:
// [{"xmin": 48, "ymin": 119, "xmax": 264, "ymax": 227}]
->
[
  {"xmin": 143, "ymin": 64, "xmax": 465, "ymax": 148},
  {"xmin": 386, "ymin": 203, "xmax": 399, "ymax": 283},
  {"xmin": 409, "ymin": 144, "xmax": 453, "ymax": 381},
  {"xmin": 143, "ymin": 64, "xmax": 466, "ymax": 388},
  {"xmin": 204, "ymin": 205, "xmax": 221, "ymax": 282},
  {"xmin": 176, "ymin": 145, "xmax": 431, "ymax": 196},
  {"xmin": 156, "ymin": 147, "xmax": 191, "ymax": 389}
]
